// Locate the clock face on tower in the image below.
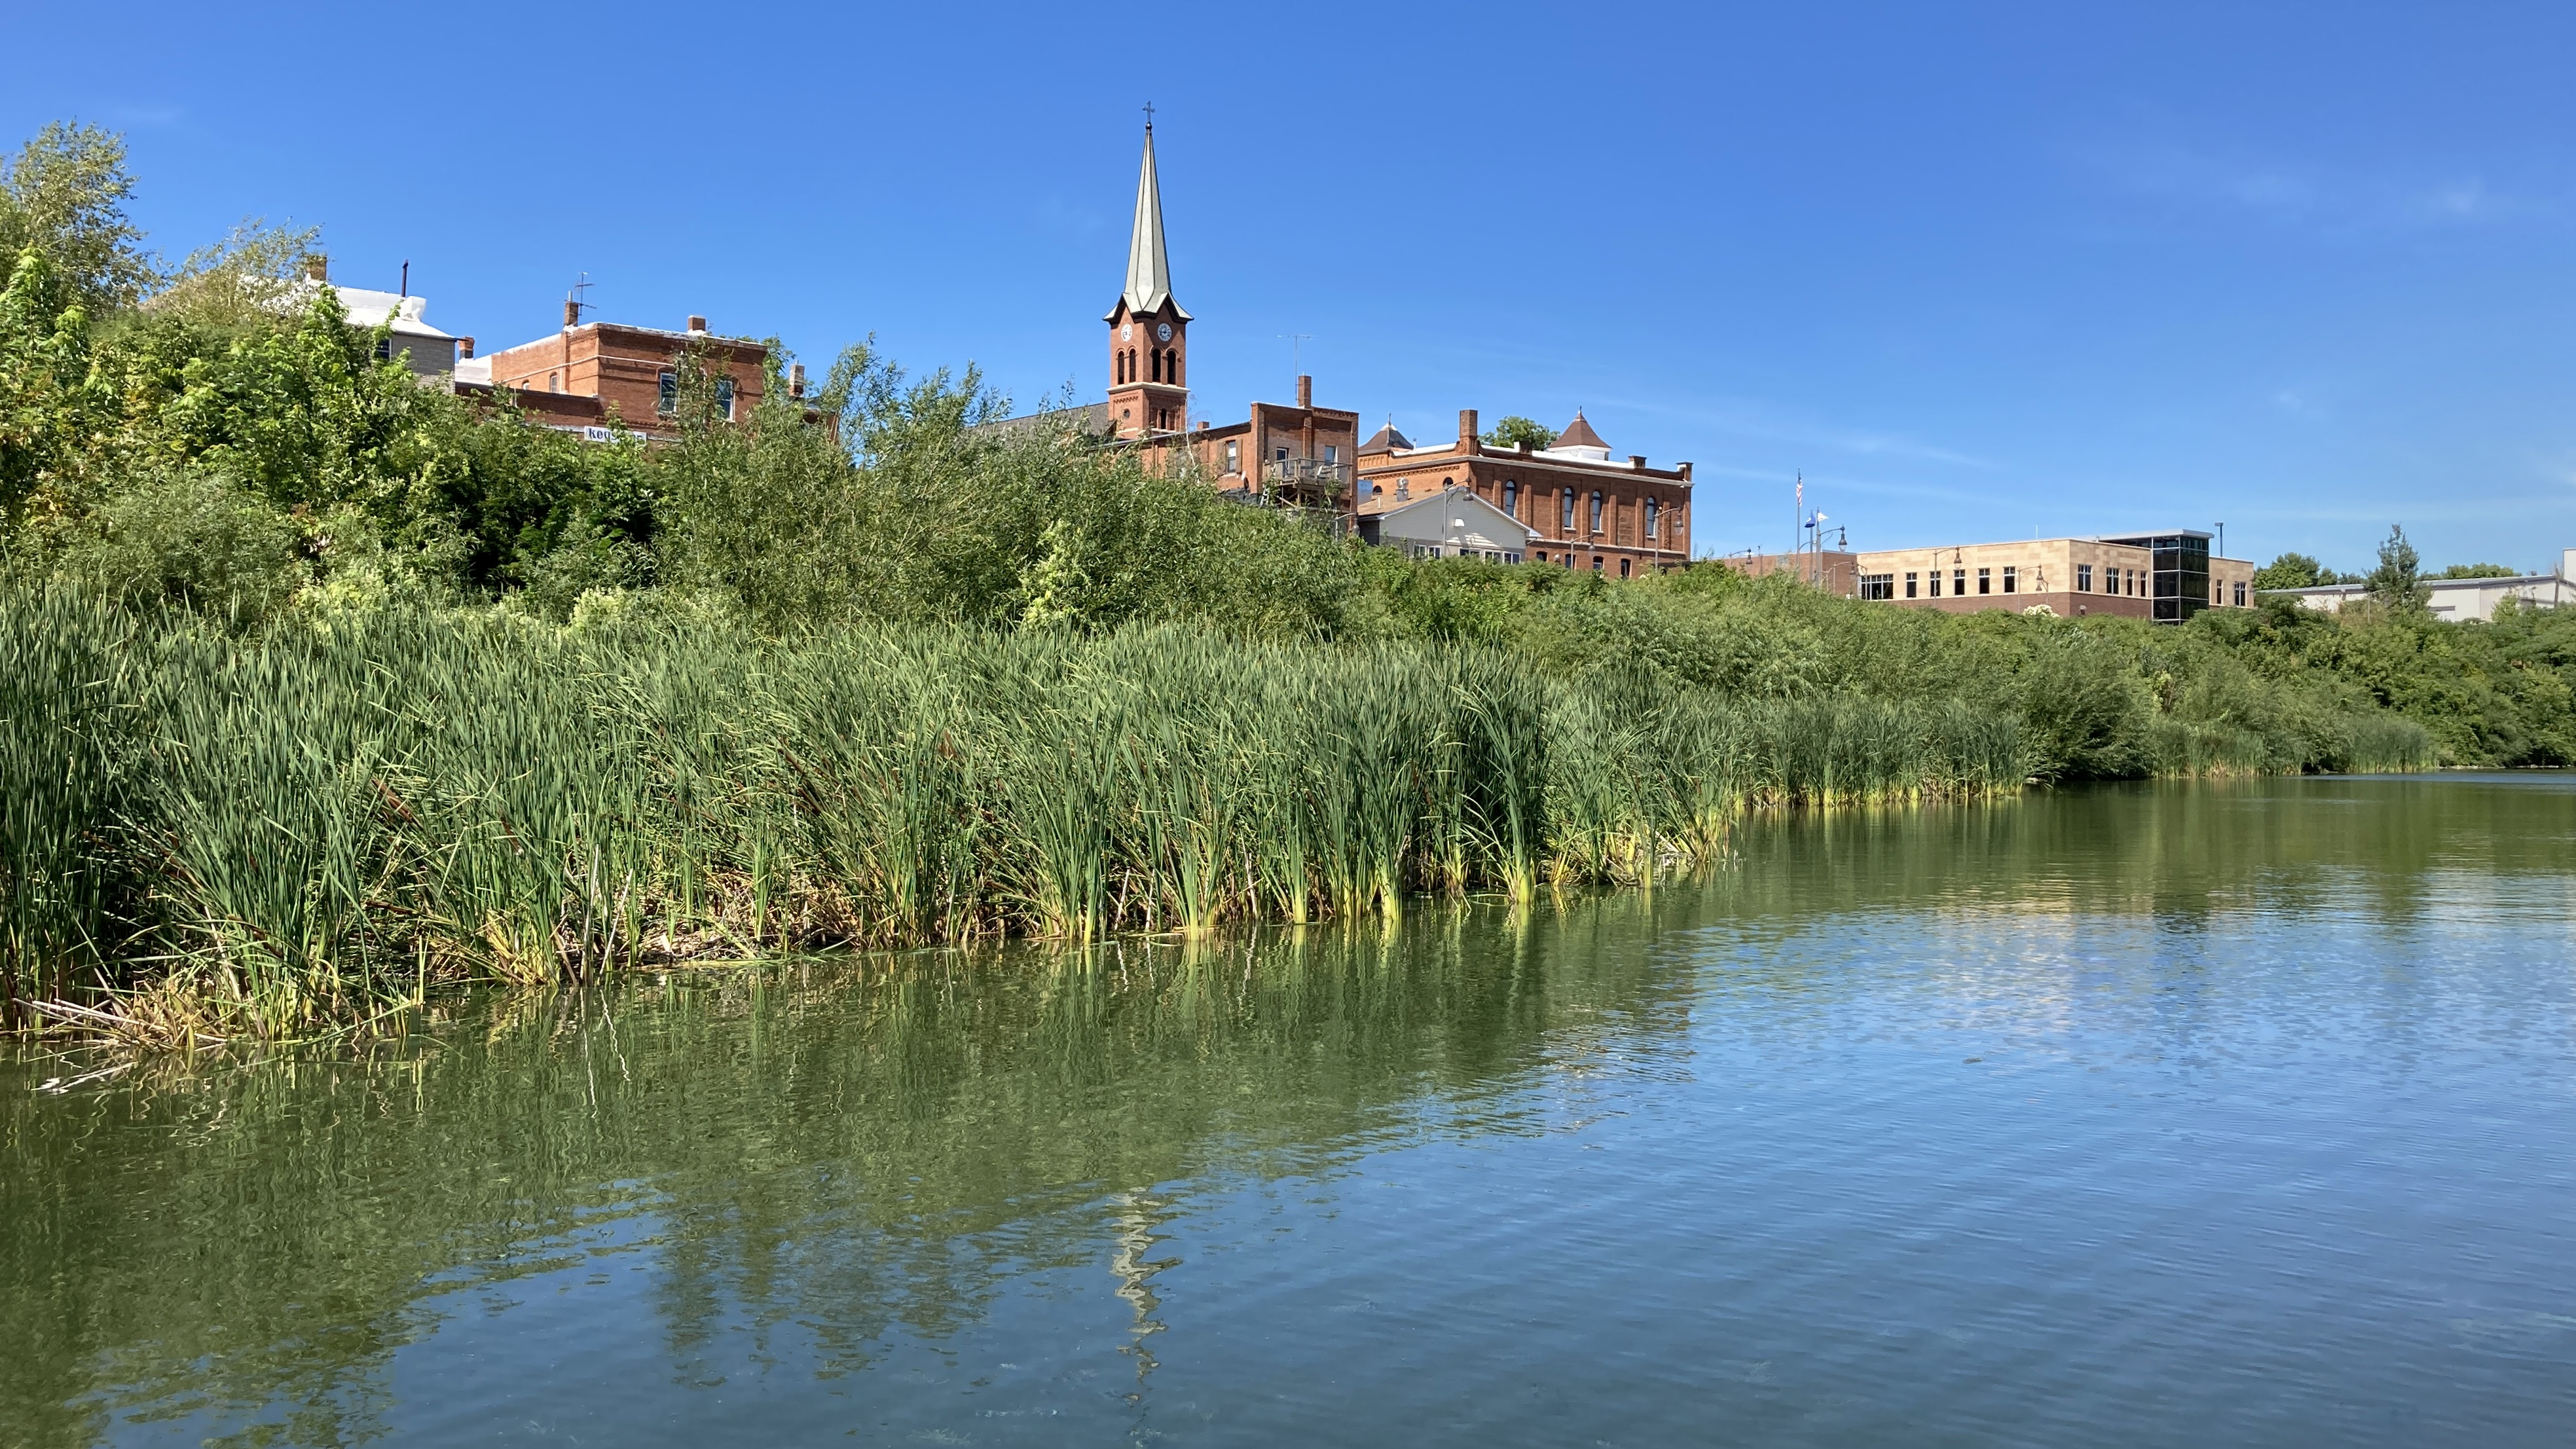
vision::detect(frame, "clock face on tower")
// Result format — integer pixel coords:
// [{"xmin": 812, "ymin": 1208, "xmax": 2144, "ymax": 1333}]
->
[
  {"xmin": 1121, "ymin": 323, "xmax": 1132, "ymax": 340},
  {"xmin": 1156, "ymin": 322, "xmax": 1173, "ymax": 342}
]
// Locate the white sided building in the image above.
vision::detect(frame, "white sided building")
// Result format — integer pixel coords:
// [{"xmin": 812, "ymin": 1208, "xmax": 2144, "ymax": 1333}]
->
[
  {"xmin": 284, "ymin": 259, "xmax": 462, "ymax": 385},
  {"xmin": 2265, "ymin": 550, "xmax": 2576, "ymax": 623},
  {"xmin": 1355, "ymin": 486, "xmax": 1537, "ymax": 563}
]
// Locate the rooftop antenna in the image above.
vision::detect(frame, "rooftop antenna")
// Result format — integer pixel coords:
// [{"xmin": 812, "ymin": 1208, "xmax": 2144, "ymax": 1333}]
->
[
  {"xmin": 399, "ymin": 259, "xmax": 409, "ymax": 299},
  {"xmin": 1280, "ymin": 333, "xmax": 1312, "ymax": 384},
  {"xmin": 566, "ymin": 272, "xmax": 593, "ymax": 323}
]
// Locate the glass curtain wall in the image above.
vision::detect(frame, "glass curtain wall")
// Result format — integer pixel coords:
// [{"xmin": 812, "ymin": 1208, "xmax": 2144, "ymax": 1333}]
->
[{"xmin": 2105, "ymin": 533, "xmax": 2212, "ymax": 622}]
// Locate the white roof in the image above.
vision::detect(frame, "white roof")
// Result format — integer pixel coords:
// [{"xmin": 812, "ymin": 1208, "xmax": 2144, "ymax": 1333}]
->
[
  {"xmin": 287, "ymin": 280, "xmax": 454, "ymax": 339},
  {"xmin": 452, "ymin": 356, "xmax": 492, "ymax": 385},
  {"xmin": 1372, "ymin": 486, "xmax": 1538, "ymax": 543}
]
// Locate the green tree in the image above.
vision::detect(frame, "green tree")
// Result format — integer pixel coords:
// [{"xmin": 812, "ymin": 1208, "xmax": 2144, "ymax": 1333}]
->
[
  {"xmin": 2365, "ymin": 524, "xmax": 2429, "ymax": 612},
  {"xmin": 1482, "ymin": 415, "xmax": 1556, "ymax": 450},
  {"xmin": 0, "ymin": 123, "xmax": 158, "ymax": 318},
  {"xmin": 2436, "ymin": 562, "xmax": 2518, "ymax": 579},
  {"xmin": 2252, "ymin": 551, "xmax": 2329, "ymax": 590},
  {"xmin": 151, "ymin": 218, "xmax": 323, "ymax": 328},
  {"xmin": 0, "ymin": 248, "xmax": 104, "ymax": 517}
]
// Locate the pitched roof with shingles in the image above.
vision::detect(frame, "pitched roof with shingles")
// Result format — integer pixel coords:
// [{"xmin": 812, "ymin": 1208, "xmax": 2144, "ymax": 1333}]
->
[
  {"xmin": 1359, "ymin": 421, "xmax": 1412, "ymax": 454},
  {"xmin": 1555, "ymin": 410, "xmax": 1608, "ymax": 452}
]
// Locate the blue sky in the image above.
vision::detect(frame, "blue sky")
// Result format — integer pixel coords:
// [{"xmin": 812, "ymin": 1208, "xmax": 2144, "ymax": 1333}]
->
[{"xmin": 11, "ymin": 1, "xmax": 2574, "ymax": 571}]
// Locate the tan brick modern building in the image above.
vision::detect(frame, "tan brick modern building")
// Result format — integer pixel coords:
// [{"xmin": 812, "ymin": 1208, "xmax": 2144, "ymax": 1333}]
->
[
  {"xmin": 1849, "ymin": 532, "xmax": 2256, "ymax": 621},
  {"xmin": 1353, "ymin": 409, "xmax": 1691, "ymax": 576}
]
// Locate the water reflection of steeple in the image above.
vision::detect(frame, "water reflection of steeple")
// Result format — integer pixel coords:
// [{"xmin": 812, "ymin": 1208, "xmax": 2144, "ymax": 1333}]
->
[{"xmin": 1108, "ymin": 1188, "xmax": 1178, "ymax": 1406}]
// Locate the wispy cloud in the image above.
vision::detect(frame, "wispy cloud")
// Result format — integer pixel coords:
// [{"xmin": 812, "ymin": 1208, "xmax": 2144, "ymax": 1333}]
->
[
  {"xmin": 2071, "ymin": 141, "xmax": 2525, "ymax": 234},
  {"xmin": 1615, "ymin": 394, "xmax": 2000, "ymax": 471},
  {"xmin": 1691, "ymin": 462, "xmax": 2012, "ymax": 509}
]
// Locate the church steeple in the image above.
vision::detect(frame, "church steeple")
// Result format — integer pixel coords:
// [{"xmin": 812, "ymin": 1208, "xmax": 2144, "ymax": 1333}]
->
[
  {"xmin": 1105, "ymin": 111, "xmax": 1190, "ymax": 438},
  {"xmin": 1116, "ymin": 120, "xmax": 1188, "ymax": 320}
]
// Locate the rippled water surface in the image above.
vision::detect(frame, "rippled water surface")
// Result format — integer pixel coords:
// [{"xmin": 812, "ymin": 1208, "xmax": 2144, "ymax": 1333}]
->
[{"xmin": 7, "ymin": 777, "xmax": 2576, "ymax": 1446}]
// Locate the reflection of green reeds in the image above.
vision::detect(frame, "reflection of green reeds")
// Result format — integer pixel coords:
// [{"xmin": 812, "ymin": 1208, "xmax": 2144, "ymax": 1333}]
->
[{"xmin": 2, "ymin": 600, "xmax": 2046, "ymax": 1039}]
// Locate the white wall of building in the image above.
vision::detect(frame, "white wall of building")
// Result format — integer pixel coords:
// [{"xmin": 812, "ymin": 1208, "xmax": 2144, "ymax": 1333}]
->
[{"xmin": 2268, "ymin": 551, "xmax": 2576, "ymax": 621}]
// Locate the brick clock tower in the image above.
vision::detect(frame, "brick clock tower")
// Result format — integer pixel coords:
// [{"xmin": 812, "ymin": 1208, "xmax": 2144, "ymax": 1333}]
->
[{"xmin": 1105, "ymin": 118, "xmax": 1189, "ymax": 439}]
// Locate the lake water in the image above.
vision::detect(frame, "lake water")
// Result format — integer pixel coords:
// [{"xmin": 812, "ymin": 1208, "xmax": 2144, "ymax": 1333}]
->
[{"xmin": 6, "ymin": 777, "xmax": 2575, "ymax": 1446}]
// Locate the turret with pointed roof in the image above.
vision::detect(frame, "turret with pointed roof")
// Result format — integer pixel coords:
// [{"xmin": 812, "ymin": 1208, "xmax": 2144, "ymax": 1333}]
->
[
  {"xmin": 1551, "ymin": 410, "xmax": 1611, "ymax": 459},
  {"xmin": 1105, "ymin": 118, "xmax": 1190, "ymax": 438},
  {"xmin": 1358, "ymin": 420, "xmax": 1413, "ymax": 456}
]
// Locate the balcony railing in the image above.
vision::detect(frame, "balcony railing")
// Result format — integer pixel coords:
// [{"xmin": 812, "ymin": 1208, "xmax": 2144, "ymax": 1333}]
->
[{"xmin": 1262, "ymin": 458, "xmax": 1352, "ymax": 491}]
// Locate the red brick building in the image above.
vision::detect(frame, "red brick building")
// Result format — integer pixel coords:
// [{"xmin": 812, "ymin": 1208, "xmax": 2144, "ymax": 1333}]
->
[
  {"xmin": 469, "ymin": 304, "xmax": 769, "ymax": 439},
  {"xmin": 1045, "ymin": 120, "xmax": 1685, "ymax": 543},
  {"xmin": 1354, "ymin": 409, "xmax": 1693, "ymax": 576},
  {"xmin": 1103, "ymin": 121, "xmax": 1190, "ymax": 442},
  {"xmin": 1084, "ymin": 122, "xmax": 1361, "ymax": 509}
]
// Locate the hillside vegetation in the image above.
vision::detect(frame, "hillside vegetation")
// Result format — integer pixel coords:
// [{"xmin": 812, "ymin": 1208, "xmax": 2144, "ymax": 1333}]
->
[{"xmin": 5, "ymin": 121, "xmax": 2561, "ymax": 1038}]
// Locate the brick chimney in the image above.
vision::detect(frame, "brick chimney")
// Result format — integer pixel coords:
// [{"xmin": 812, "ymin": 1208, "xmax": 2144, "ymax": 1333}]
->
[
  {"xmin": 789, "ymin": 363, "xmax": 806, "ymax": 399},
  {"xmin": 1297, "ymin": 374, "xmax": 1312, "ymax": 409},
  {"xmin": 1628, "ymin": 454, "xmax": 1647, "ymax": 470},
  {"xmin": 303, "ymin": 255, "xmax": 328, "ymax": 282},
  {"xmin": 562, "ymin": 298, "xmax": 581, "ymax": 328},
  {"xmin": 459, "ymin": 337, "xmax": 475, "ymax": 359},
  {"xmin": 1458, "ymin": 408, "xmax": 1479, "ymax": 452},
  {"xmin": 1678, "ymin": 462, "xmax": 1693, "ymax": 482},
  {"xmin": 687, "ymin": 315, "xmax": 707, "ymax": 334}
]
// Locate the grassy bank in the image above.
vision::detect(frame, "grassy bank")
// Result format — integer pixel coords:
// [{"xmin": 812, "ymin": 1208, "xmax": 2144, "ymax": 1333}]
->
[
  {"xmin": 0, "ymin": 126, "xmax": 2463, "ymax": 1042},
  {"xmin": 1, "ymin": 590, "xmax": 2034, "ymax": 1042}
]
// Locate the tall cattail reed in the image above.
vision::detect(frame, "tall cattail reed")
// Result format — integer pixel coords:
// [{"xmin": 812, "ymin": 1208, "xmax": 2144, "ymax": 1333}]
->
[{"xmin": 0, "ymin": 595, "xmax": 2033, "ymax": 1040}]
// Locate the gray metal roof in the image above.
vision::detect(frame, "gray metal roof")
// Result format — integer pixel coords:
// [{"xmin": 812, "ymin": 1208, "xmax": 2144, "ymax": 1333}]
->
[{"xmin": 1107, "ymin": 126, "xmax": 1189, "ymax": 322}]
